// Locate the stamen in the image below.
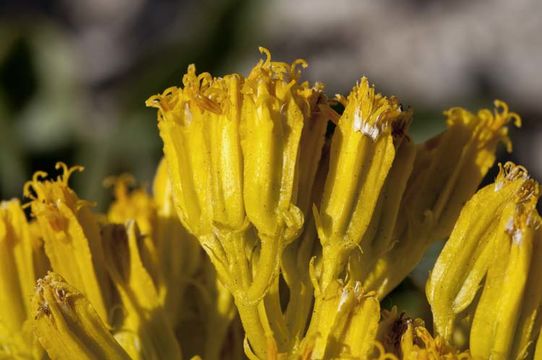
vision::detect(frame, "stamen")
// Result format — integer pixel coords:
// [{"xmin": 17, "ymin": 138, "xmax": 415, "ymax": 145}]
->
[
  {"xmin": 344, "ymin": 77, "xmax": 405, "ymax": 141},
  {"xmin": 495, "ymin": 162, "xmax": 530, "ymax": 190}
]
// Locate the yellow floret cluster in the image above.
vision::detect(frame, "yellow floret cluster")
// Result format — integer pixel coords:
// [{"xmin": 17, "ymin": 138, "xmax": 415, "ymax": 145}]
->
[{"xmin": 1, "ymin": 48, "xmax": 540, "ymax": 360}]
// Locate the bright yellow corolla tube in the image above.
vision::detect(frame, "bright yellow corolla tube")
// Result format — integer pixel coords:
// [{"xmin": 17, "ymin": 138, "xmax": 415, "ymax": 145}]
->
[
  {"xmin": 147, "ymin": 48, "xmax": 330, "ymax": 359},
  {"xmin": 24, "ymin": 163, "xmax": 112, "ymax": 324},
  {"xmin": 147, "ymin": 65, "xmax": 248, "ymax": 294},
  {"xmin": 239, "ymin": 48, "xmax": 327, "ymax": 304},
  {"xmin": 0, "ymin": 199, "xmax": 43, "ymax": 358},
  {"xmin": 402, "ymin": 101, "xmax": 521, "ymax": 240},
  {"xmin": 314, "ymin": 76, "xmax": 411, "ymax": 294},
  {"xmin": 427, "ymin": 162, "xmax": 540, "ymax": 359},
  {"xmin": 101, "ymin": 221, "xmax": 182, "ymax": 360},
  {"xmin": 240, "ymin": 48, "xmax": 315, "ymax": 239},
  {"xmin": 147, "ymin": 65, "xmax": 244, "ymax": 237},
  {"xmin": 362, "ymin": 101, "xmax": 521, "ymax": 298},
  {"xmin": 152, "ymin": 159, "xmax": 201, "ymax": 329},
  {"xmin": 106, "ymin": 175, "xmax": 162, "ymax": 291},
  {"xmin": 305, "ymin": 281, "xmax": 380, "ymax": 360},
  {"xmin": 303, "ymin": 77, "xmax": 412, "ymax": 351},
  {"xmin": 32, "ymin": 272, "xmax": 130, "ymax": 360},
  {"xmin": 0, "ymin": 200, "xmax": 35, "ymax": 332}
]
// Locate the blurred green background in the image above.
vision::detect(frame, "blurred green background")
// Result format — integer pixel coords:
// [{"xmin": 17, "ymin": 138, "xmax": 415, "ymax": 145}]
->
[{"xmin": 1, "ymin": 0, "xmax": 541, "ymax": 325}]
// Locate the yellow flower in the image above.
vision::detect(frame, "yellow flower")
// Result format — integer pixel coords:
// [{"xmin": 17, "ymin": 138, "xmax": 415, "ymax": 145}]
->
[
  {"xmin": 306, "ymin": 281, "xmax": 380, "ymax": 359},
  {"xmin": 147, "ymin": 48, "xmax": 333, "ymax": 358},
  {"xmin": 314, "ymin": 76, "xmax": 412, "ymax": 294},
  {"xmin": 0, "ymin": 199, "xmax": 43, "ymax": 359},
  {"xmin": 0, "ymin": 200, "xmax": 35, "ymax": 333},
  {"xmin": 360, "ymin": 102, "xmax": 521, "ymax": 298},
  {"xmin": 101, "ymin": 221, "xmax": 182, "ymax": 360},
  {"xmin": 32, "ymin": 272, "xmax": 130, "ymax": 360},
  {"xmin": 105, "ymin": 175, "xmax": 162, "ymax": 295},
  {"xmin": 1, "ymin": 48, "xmax": 541, "ymax": 360},
  {"xmin": 427, "ymin": 162, "xmax": 540, "ymax": 359},
  {"xmin": 146, "ymin": 49, "xmax": 536, "ymax": 359},
  {"xmin": 152, "ymin": 159, "xmax": 202, "ymax": 329},
  {"xmin": 24, "ymin": 162, "xmax": 112, "ymax": 324}
]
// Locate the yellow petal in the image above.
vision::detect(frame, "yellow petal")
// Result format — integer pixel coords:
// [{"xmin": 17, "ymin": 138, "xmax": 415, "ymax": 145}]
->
[
  {"xmin": 0, "ymin": 199, "xmax": 35, "ymax": 332},
  {"xmin": 310, "ymin": 281, "xmax": 380, "ymax": 359},
  {"xmin": 25, "ymin": 163, "xmax": 111, "ymax": 324},
  {"xmin": 470, "ymin": 200, "xmax": 538, "ymax": 359},
  {"xmin": 402, "ymin": 101, "xmax": 521, "ymax": 240},
  {"xmin": 153, "ymin": 158, "xmax": 201, "ymax": 327},
  {"xmin": 427, "ymin": 162, "xmax": 539, "ymax": 359},
  {"xmin": 510, "ymin": 217, "xmax": 542, "ymax": 359},
  {"xmin": 365, "ymin": 103, "xmax": 522, "ymax": 298},
  {"xmin": 316, "ymin": 77, "xmax": 409, "ymax": 292},
  {"xmin": 32, "ymin": 272, "xmax": 130, "ymax": 360},
  {"xmin": 101, "ymin": 221, "xmax": 182, "ymax": 360},
  {"xmin": 106, "ymin": 175, "xmax": 162, "ymax": 290}
]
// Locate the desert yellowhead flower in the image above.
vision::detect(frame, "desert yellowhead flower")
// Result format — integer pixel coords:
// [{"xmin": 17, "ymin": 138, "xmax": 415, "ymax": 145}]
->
[
  {"xmin": 105, "ymin": 175, "xmax": 163, "ymax": 299},
  {"xmin": 0, "ymin": 200, "xmax": 34, "ymax": 332},
  {"xmin": 24, "ymin": 163, "xmax": 112, "ymax": 324},
  {"xmin": 427, "ymin": 162, "xmax": 541, "ymax": 359},
  {"xmin": 0, "ymin": 199, "xmax": 44, "ymax": 358},
  {"xmin": 101, "ymin": 221, "xmax": 182, "ymax": 360},
  {"xmin": 304, "ymin": 281, "xmax": 380, "ymax": 359},
  {"xmin": 105, "ymin": 163, "xmax": 204, "ymax": 334},
  {"xmin": 106, "ymin": 164, "xmax": 235, "ymax": 359},
  {"xmin": 313, "ymin": 76, "xmax": 412, "ymax": 295},
  {"xmin": 1, "ymin": 48, "xmax": 541, "ymax": 360},
  {"xmin": 146, "ymin": 48, "xmax": 538, "ymax": 359},
  {"xmin": 359, "ymin": 101, "xmax": 522, "ymax": 298},
  {"xmin": 146, "ymin": 47, "xmax": 333, "ymax": 357},
  {"xmin": 152, "ymin": 159, "xmax": 202, "ymax": 327},
  {"xmin": 302, "ymin": 77, "xmax": 413, "ymax": 352},
  {"xmin": 153, "ymin": 159, "xmax": 239, "ymax": 360},
  {"xmin": 32, "ymin": 272, "xmax": 130, "ymax": 360}
]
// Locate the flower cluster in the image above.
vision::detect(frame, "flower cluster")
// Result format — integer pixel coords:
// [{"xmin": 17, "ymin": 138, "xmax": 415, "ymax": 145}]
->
[{"xmin": 0, "ymin": 48, "xmax": 540, "ymax": 360}]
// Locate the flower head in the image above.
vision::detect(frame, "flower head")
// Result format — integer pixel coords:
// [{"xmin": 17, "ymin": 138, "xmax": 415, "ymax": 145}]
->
[
  {"xmin": 1, "ymin": 48, "xmax": 541, "ymax": 360},
  {"xmin": 32, "ymin": 272, "xmax": 130, "ymax": 360},
  {"xmin": 24, "ymin": 162, "xmax": 111, "ymax": 324},
  {"xmin": 427, "ymin": 162, "xmax": 540, "ymax": 359},
  {"xmin": 0, "ymin": 199, "xmax": 43, "ymax": 358}
]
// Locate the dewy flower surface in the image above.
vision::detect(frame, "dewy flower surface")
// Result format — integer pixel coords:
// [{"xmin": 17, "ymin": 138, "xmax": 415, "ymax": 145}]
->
[{"xmin": 0, "ymin": 48, "xmax": 540, "ymax": 360}]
